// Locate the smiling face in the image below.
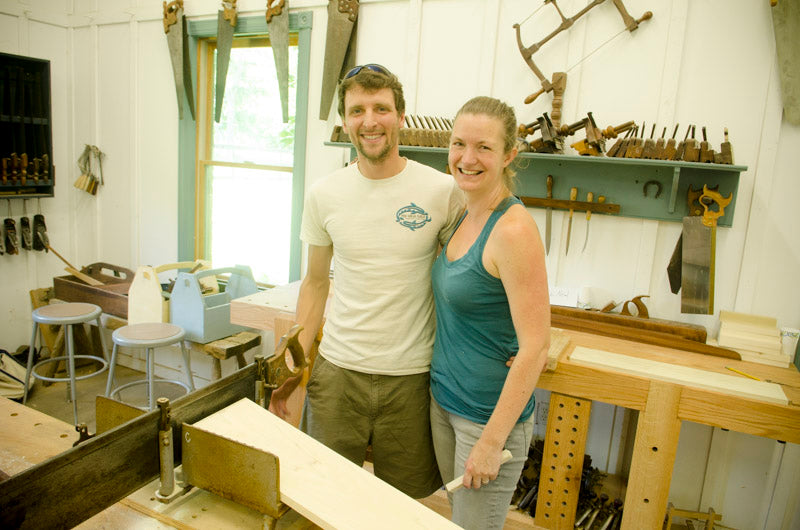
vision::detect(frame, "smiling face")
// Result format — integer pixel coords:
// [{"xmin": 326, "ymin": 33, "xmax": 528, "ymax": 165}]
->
[
  {"xmin": 342, "ymin": 85, "xmax": 404, "ymax": 164},
  {"xmin": 448, "ymin": 112, "xmax": 517, "ymax": 196}
]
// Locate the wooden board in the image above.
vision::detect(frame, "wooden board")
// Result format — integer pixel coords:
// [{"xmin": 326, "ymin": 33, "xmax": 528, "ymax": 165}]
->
[
  {"xmin": 0, "ymin": 398, "xmax": 76, "ymax": 476},
  {"xmin": 192, "ymin": 398, "xmax": 459, "ymax": 530},
  {"xmin": 569, "ymin": 346, "xmax": 788, "ymax": 405},
  {"xmin": 719, "ymin": 310, "xmax": 778, "ymax": 334},
  {"xmin": 718, "ymin": 322, "xmax": 782, "ymax": 353},
  {"xmin": 546, "ymin": 327, "xmax": 571, "ymax": 371}
]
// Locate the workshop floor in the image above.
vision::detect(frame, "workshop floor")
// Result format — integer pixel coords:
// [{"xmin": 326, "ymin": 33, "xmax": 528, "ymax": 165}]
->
[{"xmin": 22, "ymin": 362, "xmax": 187, "ymax": 433}]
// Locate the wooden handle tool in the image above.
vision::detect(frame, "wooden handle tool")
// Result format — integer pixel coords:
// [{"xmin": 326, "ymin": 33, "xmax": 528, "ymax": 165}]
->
[{"xmin": 445, "ymin": 449, "xmax": 513, "ymax": 493}]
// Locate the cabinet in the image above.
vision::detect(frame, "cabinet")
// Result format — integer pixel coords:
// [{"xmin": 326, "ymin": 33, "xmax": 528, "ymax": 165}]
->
[
  {"xmin": 0, "ymin": 52, "xmax": 55, "ymax": 199},
  {"xmin": 327, "ymin": 143, "xmax": 747, "ymax": 227}
]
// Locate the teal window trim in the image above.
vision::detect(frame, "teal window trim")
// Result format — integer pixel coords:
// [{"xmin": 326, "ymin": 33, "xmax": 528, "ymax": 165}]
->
[{"xmin": 178, "ymin": 12, "xmax": 313, "ymax": 282}]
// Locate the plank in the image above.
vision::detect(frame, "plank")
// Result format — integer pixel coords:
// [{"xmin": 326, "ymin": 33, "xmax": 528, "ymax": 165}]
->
[
  {"xmin": 192, "ymin": 398, "xmax": 459, "ymax": 530},
  {"xmin": 546, "ymin": 328, "xmax": 571, "ymax": 371},
  {"xmin": 0, "ymin": 397, "xmax": 76, "ymax": 476},
  {"xmin": 569, "ymin": 347, "xmax": 787, "ymax": 405}
]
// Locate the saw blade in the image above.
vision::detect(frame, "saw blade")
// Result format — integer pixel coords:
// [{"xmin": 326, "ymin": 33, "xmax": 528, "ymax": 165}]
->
[
  {"xmin": 214, "ymin": 8, "xmax": 236, "ymax": 122},
  {"xmin": 267, "ymin": 4, "xmax": 290, "ymax": 123},
  {"xmin": 319, "ymin": 0, "xmax": 358, "ymax": 120},
  {"xmin": 680, "ymin": 216, "xmax": 715, "ymax": 314}
]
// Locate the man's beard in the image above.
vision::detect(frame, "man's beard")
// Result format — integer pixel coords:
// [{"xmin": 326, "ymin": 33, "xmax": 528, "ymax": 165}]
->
[{"xmin": 352, "ymin": 129, "xmax": 397, "ymax": 163}]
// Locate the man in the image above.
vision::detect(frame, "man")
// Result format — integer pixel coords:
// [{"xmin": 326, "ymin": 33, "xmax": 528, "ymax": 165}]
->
[{"xmin": 270, "ymin": 64, "xmax": 464, "ymax": 498}]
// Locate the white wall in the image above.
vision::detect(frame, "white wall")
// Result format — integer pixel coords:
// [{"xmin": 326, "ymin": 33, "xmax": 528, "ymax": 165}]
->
[{"xmin": 1, "ymin": 1, "xmax": 798, "ymax": 527}]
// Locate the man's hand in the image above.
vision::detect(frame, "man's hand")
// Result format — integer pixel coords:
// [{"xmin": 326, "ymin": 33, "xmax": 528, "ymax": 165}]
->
[{"xmin": 268, "ymin": 374, "xmax": 303, "ymax": 419}]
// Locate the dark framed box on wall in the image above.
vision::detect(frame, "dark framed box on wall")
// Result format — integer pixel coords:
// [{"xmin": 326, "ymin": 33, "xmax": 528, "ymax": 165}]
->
[{"xmin": 0, "ymin": 52, "xmax": 55, "ymax": 199}]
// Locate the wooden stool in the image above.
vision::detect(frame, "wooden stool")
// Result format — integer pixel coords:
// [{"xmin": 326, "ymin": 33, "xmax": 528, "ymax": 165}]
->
[
  {"xmin": 204, "ymin": 331, "xmax": 262, "ymax": 380},
  {"xmin": 23, "ymin": 302, "xmax": 109, "ymax": 426},
  {"xmin": 105, "ymin": 322, "xmax": 195, "ymax": 411}
]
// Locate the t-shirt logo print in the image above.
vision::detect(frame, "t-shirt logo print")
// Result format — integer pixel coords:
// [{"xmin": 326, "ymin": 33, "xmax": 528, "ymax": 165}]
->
[{"xmin": 395, "ymin": 203, "xmax": 431, "ymax": 231}]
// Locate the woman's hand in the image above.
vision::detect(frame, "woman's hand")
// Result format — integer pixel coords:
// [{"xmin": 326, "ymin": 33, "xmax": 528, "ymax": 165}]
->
[{"xmin": 462, "ymin": 440, "xmax": 505, "ymax": 489}]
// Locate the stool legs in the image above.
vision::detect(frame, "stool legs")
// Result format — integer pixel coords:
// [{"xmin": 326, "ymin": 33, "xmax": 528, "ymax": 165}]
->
[
  {"xmin": 180, "ymin": 341, "xmax": 195, "ymax": 391},
  {"xmin": 146, "ymin": 347, "xmax": 155, "ymax": 412},
  {"xmin": 65, "ymin": 324, "xmax": 80, "ymax": 425},
  {"xmin": 94, "ymin": 317, "xmax": 110, "ymax": 361},
  {"xmin": 23, "ymin": 322, "xmax": 39, "ymax": 404},
  {"xmin": 105, "ymin": 343, "xmax": 120, "ymax": 397}
]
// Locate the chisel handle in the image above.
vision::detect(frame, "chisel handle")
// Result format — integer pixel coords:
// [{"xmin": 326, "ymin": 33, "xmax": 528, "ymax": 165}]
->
[
  {"xmin": 585, "ymin": 192, "xmax": 594, "ymax": 220},
  {"xmin": 445, "ymin": 449, "xmax": 513, "ymax": 492}
]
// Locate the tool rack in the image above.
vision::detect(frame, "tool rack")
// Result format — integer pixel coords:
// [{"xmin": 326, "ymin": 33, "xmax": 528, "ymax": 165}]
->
[
  {"xmin": 326, "ymin": 143, "xmax": 746, "ymax": 227},
  {"xmin": 0, "ymin": 52, "xmax": 55, "ymax": 199}
]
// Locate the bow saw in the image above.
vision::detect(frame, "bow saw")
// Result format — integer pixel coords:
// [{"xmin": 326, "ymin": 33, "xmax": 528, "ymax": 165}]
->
[{"xmin": 514, "ymin": 0, "xmax": 652, "ymax": 107}]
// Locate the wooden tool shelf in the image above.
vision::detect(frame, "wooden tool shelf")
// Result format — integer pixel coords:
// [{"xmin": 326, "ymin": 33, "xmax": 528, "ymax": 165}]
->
[
  {"xmin": 0, "ymin": 52, "xmax": 55, "ymax": 199},
  {"xmin": 325, "ymin": 142, "xmax": 747, "ymax": 227}
]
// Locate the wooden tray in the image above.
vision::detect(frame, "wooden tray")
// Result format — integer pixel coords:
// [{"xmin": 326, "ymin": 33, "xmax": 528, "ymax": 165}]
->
[{"xmin": 53, "ymin": 262, "xmax": 134, "ymax": 318}]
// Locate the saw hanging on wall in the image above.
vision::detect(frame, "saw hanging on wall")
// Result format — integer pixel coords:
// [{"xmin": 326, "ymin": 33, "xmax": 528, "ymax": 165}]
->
[
  {"xmin": 319, "ymin": 0, "xmax": 359, "ymax": 120},
  {"xmin": 512, "ymin": 0, "xmax": 652, "ymax": 126},
  {"xmin": 214, "ymin": 0, "xmax": 237, "ymax": 123},
  {"xmin": 266, "ymin": 0, "xmax": 290, "ymax": 123},
  {"xmin": 163, "ymin": 0, "xmax": 195, "ymax": 120}
]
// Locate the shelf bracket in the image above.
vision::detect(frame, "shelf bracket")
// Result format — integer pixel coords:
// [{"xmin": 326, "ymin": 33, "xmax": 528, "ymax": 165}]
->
[{"xmin": 668, "ymin": 166, "xmax": 681, "ymax": 213}]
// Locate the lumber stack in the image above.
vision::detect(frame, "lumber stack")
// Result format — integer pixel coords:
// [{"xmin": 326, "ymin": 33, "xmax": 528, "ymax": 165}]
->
[{"xmin": 717, "ymin": 311, "xmax": 790, "ymax": 367}]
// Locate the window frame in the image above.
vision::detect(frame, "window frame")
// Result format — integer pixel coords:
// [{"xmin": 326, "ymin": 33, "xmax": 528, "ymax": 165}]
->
[{"xmin": 180, "ymin": 12, "xmax": 312, "ymax": 282}]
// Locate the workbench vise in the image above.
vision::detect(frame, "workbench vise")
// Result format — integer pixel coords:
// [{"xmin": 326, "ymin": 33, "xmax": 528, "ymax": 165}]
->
[{"xmin": 170, "ymin": 265, "xmax": 258, "ymax": 343}]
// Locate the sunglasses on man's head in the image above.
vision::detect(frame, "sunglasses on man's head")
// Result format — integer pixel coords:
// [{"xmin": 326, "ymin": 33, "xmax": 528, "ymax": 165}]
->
[{"xmin": 343, "ymin": 63, "xmax": 391, "ymax": 80}]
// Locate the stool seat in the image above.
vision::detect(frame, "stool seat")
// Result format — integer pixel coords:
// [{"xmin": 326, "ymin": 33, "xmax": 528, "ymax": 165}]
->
[
  {"xmin": 33, "ymin": 303, "xmax": 102, "ymax": 325},
  {"xmin": 113, "ymin": 323, "xmax": 185, "ymax": 347},
  {"xmin": 24, "ymin": 302, "xmax": 109, "ymax": 426},
  {"xmin": 106, "ymin": 322, "xmax": 194, "ymax": 411}
]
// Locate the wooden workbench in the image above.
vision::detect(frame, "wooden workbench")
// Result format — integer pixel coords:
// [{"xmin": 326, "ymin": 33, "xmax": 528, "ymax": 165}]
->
[
  {"xmin": 230, "ymin": 287, "xmax": 800, "ymax": 529},
  {"xmin": 0, "ymin": 397, "xmax": 316, "ymax": 529}
]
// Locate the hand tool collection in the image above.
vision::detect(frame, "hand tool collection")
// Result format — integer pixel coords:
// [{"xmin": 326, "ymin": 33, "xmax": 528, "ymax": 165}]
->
[
  {"xmin": 511, "ymin": 439, "xmax": 620, "ymax": 527},
  {"xmin": 607, "ymin": 122, "xmax": 735, "ymax": 163},
  {"xmin": 518, "ymin": 112, "xmax": 635, "ymax": 156},
  {"xmin": 0, "ymin": 63, "xmax": 53, "ymax": 193},
  {"xmin": 517, "ymin": 113, "xmax": 734, "ymax": 163},
  {"xmin": 519, "ymin": 175, "xmax": 618, "ymax": 256},
  {"xmin": 330, "ymin": 114, "xmax": 454, "ymax": 148}
]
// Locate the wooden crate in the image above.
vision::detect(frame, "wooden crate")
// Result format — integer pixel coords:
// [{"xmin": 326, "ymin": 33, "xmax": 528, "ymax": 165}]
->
[{"xmin": 53, "ymin": 262, "xmax": 134, "ymax": 318}]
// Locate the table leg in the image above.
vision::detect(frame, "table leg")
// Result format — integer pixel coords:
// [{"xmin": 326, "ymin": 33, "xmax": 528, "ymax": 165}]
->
[{"xmin": 621, "ymin": 380, "xmax": 681, "ymax": 529}]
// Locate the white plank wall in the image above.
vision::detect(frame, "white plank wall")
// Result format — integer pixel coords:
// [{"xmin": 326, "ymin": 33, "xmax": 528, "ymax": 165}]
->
[{"xmin": 1, "ymin": 1, "xmax": 799, "ymax": 528}]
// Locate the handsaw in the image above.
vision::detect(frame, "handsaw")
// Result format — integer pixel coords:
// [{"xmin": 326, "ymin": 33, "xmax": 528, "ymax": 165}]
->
[
  {"xmin": 163, "ymin": 0, "xmax": 195, "ymax": 120},
  {"xmin": 214, "ymin": 0, "xmax": 237, "ymax": 123},
  {"xmin": 680, "ymin": 186, "xmax": 732, "ymax": 314},
  {"xmin": 266, "ymin": 0, "xmax": 290, "ymax": 123},
  {"xmin": 666, "ymin": 185, "xmax": 706, "ymax": 293},
  {"xmin": 318, "ymin": 0, "xmax": 358, "ymax": 120}
]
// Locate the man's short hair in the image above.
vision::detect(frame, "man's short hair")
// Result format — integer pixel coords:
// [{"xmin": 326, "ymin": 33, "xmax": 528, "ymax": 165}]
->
[{"xmin": 337, "ymin": 66, "xmax": 405, "ymax": 118}]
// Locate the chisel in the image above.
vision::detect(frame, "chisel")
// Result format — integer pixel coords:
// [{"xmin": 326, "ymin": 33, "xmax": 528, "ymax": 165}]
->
[{"xmin": 565, "ymin": 187, "xmax": 578, "ymax": 255}]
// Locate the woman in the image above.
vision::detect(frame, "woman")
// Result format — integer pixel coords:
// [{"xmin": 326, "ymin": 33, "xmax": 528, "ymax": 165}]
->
[{"xmin": 430, "ymin": 96, "xmax": 551, "ymax": 529}]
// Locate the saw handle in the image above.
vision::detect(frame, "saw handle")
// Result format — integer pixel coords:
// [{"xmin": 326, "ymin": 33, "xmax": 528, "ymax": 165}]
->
[{"xmin": 276, "ymin": 324, "xmax": 308, "ymax": 376}]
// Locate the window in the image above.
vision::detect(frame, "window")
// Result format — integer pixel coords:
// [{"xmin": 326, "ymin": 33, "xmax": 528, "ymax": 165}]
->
[{"xmin": 181, "ymin": 14, "xmax": 312, "ymax": 285}]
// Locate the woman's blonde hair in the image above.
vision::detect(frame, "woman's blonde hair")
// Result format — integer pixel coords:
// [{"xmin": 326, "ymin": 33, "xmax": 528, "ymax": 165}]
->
[{"xmin": 454, "ymin": 96, "xmax": 519, "ymax": 191}]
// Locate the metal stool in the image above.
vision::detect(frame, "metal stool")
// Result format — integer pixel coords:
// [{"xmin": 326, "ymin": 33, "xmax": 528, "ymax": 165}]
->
[
  {"xmin": 105, "ymin": 322, "xmax": 195, "ymax": 411},
  {"xmin": 23, "ymin": 302, "xmax": 109, "ymax": 426}
]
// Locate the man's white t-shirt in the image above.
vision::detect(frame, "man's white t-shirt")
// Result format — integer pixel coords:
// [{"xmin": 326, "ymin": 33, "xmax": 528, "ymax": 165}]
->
[{"xmin": 300, "ymin": 159, "xmax": 464, "ymax": 375}]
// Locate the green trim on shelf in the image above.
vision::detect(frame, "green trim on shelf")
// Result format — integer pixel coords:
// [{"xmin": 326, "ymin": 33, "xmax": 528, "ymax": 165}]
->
[{"xmin": 325, "ymin": 142, "xmax": 746, "ymax": 227}]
